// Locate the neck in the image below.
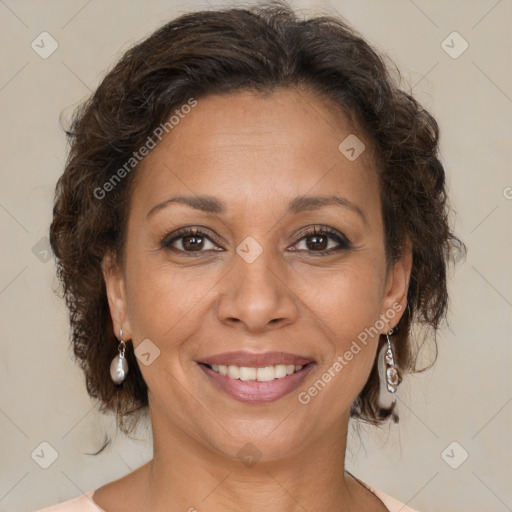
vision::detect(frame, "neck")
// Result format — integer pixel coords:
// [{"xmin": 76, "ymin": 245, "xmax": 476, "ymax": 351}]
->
[{"xmin": 141, "ymin": 408, "xmax": 361, "ymax": 512}]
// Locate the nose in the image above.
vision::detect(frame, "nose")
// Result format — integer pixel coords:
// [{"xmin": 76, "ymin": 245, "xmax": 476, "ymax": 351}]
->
[{"xmin": 216, "ymin": 245, "xmax": 299, "ymax": 333}]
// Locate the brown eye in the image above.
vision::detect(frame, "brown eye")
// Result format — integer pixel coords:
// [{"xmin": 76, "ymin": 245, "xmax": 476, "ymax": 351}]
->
[
  {"xmin": 179, "ymin": 233, "xmax": 207, "ymax": 251},
  {"xmin": 305, "ymin": 233, "xmax": 329, "ymax": 251},
  {"xmin": 293, "ymin": 226, "xmax": 351, "ymax": 255},
  {"xmin": 161, "ymin": 227, "xmax": 220, "ymax": 253}
]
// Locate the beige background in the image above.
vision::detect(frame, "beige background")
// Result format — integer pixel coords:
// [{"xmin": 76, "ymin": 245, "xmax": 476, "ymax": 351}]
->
[{"xmin": 0, "ymin": 1, "xmax": 511, "ymax": 511}]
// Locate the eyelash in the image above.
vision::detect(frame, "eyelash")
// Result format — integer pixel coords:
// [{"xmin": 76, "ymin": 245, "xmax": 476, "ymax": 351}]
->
[{"xmin": 160, "ymin": 226, "xmax": 352, "ymax": 256}]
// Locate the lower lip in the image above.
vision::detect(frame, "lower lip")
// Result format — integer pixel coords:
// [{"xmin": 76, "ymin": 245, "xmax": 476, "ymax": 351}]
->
[{"xmin": 198, "ymin": 363, "xmax": 315, "ymax": 404}]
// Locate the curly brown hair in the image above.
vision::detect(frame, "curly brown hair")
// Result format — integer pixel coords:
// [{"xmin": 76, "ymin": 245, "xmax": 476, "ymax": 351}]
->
[{"xmin": 49, "ymin": 0, "xmax": 465, "ymax": 442}]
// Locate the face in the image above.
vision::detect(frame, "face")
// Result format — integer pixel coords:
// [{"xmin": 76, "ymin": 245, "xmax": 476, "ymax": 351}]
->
[{"xmin": 103, "ymin": 87, "xmax": 411, "ymax": 462}]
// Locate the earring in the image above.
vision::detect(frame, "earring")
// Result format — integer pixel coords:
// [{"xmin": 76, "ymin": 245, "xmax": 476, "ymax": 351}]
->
[
  {"xmin": 384, "ymin": 328, "xmax": 401, "ymax": 401},
  {"xmin": 110, "ymin": 328, "xmax": 129, "ymax": 385}
]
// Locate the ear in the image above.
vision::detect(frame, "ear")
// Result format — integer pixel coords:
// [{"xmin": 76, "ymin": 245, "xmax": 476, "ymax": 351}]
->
[
  {"xmin": 101, "ymin": 250, "xmax": 132, "ymax": 340},
  {"xmin": 380, "ymin": 239, "xmax": 413, "ymax": 332}
]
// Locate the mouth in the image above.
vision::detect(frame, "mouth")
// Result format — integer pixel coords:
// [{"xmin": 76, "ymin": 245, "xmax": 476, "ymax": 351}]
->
[
  {"xmin": 197, "ymin": 358, "xmax": 316, "ymax": 404},
  {"xmin": 199, "ymin": 362, "xmax": 310, "ymax": 381}
]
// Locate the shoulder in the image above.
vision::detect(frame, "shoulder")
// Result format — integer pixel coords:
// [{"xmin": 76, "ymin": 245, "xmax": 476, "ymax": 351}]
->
[
  {"xmin": 35, "ymin": 490, "xmax": 105, "ymax": 512},
  {"xmin": 348, "ymin": 471, "xmax": 421, "ymax": 511},
  {"xmin": 364, "ymin": 484, "xmax": 420, "ymax": 512}
]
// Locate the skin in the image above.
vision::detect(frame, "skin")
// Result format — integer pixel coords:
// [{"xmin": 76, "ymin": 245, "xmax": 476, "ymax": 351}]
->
[{"xmin": 97, "ymin": 86, "xmax": 412, "ymax": 512}]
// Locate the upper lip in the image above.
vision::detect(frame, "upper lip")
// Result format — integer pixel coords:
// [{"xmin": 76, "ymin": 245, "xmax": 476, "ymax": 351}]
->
[{"xmin": 198, "ymin": 351, "xmax": 314, "ymax": 367}]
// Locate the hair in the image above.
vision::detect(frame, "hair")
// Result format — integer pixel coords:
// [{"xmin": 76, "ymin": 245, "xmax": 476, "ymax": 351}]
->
[{"xmin": 49, "ymin": 0, "xmax": 465, "ymax": 447}]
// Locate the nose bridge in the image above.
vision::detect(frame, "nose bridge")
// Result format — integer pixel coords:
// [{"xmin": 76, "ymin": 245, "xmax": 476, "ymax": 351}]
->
[
  {"xmin": 216, "ymin": 234, "xmax": 297, "ymax": 330},
  {"xmin": 236, "ymin": 237, "xmax": 277, "ymax": 288}
]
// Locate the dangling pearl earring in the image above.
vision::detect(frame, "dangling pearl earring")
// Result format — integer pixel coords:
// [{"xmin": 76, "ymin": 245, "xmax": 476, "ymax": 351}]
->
[
  {"xmin": 110, "ymin": 328, "xmax": 129, "ymax": 384},
  {"xmin": 384, "ymin": 328, "xmax": 401, "ymax": 402}
]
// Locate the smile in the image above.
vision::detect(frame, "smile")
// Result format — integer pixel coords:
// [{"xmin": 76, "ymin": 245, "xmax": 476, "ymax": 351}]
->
[
  {"xmin": 198, "ymin": 362, "xmax": 315, "ymax": 404},
  {"xmin": 209, "ymin": 363, "xmax": 304, "ymax": 381}
]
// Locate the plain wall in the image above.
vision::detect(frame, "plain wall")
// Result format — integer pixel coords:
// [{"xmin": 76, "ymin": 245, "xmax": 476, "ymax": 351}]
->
[{"xmin": 0, "ymin": 1, "xmax": 510, "ymax": 511}]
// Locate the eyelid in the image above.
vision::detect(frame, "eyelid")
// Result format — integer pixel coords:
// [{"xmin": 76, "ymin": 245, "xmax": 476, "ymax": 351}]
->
[
  {"xmin": 160, "ymin": 226, "xmax": 224, "ymax": 250},
  {"xmin": 289, "ymin": 225, "xmax": 352, "ymax": 254},
  {"xmin": 292, "ymin": 225, "xmax": 351, "ymax": 246}
]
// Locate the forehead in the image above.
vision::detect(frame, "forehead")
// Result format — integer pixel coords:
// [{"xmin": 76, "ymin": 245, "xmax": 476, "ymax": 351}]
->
[{"xmin": 130, "ymin": 87, "xmax": 380, "ymax": 224}]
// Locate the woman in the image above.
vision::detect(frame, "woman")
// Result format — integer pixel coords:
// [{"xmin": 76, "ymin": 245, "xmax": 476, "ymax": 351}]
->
[{"xmin": 39, "ymin": 1, "xmax": 464, "ymax": 511}]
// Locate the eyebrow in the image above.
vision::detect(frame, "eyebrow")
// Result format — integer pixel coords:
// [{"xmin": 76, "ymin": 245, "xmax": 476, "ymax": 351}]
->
[{"xmin": 146, "ymin": 194, "xmax": 369, "ymax": 226}]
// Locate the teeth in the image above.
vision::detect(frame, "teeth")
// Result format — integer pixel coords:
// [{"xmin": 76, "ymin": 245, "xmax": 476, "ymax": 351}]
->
[
  {"xmin": 239, "ymin": 366, "xmax": 257, "ymax": 381},
  {"xmin": 256, "ymin": 366, "xmax": 274, "ymax": 382},
  {"xmin": 227, "ymin": 365, "xmax": 240, "ymax": 379},
  {"xmin": 208, "ymin": 363, "xmax": 305, "ymax": 381},
  {"xmin": 275, "ymin": 365, "xmax": 287, "ymax": 378}
]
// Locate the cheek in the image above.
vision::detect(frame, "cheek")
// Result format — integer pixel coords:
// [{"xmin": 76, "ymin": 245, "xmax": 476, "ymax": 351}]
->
[
  {"xmin": 298, "ymin": 261, "xmax": 385, "ymax": 392},
  {"xmin": 123, "ymin": 252, "xmax": 219, "ymax": 347},
  {"xmin": 123, "ymin": 259, "xmax": 214, "ymax": 395},
  {"xmin": 300, "ymin": 261, "xmax": 386, "ymax": 339},
  {"xmin": 295, "ymin": 266, "xmax": 385, "ymax": 417}
]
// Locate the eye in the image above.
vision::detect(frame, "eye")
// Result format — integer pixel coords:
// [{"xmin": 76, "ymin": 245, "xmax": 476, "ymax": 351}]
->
[
  {"xmin": 291, "ymin": 226, "xmax": 352, "ymax": 255},
  {"xmin": 161, "ymin": 227, "xmax": 222, "ymax": 254},
  {"xmin": 161, "ymin": 225, "xmax": 352, "ymax": 256}
]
